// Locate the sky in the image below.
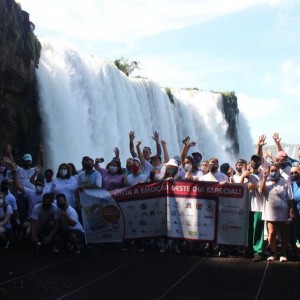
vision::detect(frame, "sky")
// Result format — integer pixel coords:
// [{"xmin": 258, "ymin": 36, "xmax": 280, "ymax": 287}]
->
[{"xmin": 18, "ymin": 0, "xmax": 300, "ymax": 146}]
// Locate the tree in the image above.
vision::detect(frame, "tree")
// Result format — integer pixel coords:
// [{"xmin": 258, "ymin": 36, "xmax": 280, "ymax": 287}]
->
[{"xmin": 113, "ymin": 57, "xmax": 140, "ymax": 76}]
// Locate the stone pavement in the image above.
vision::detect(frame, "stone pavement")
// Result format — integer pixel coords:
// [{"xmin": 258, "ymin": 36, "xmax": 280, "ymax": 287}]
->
[{"xmin": 0, "ymin": 242, "xmax": 299, "ymax": 300}]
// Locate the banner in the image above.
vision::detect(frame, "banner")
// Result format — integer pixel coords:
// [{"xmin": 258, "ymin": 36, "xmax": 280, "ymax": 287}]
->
[
  {"xmin": 80, "ymin": 181, "xmax": 249, "ymax": 245},
  {"xmin": 81, "ymin": 188, "xmax": 124, "ymax": 243}
]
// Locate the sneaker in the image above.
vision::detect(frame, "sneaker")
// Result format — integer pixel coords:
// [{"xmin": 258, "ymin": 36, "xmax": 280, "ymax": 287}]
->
[
  {"xmin": 3, "ymin": 240, "xmax": 9, "ymax": 249},
  {"xmin": 174, "ymin": 244, "xmax": 181, "ymax": 254},
  {"xmin": 120, "ymin": 242, "xmax": 132, "ymax": 251},
  {"xmin": 252, "ymin": 255, "xmax": 262, "ymax": 262},
  {"xmin": 267, "ymin": 255, "xmax": 276, "ymax": 261},
  {"xmin": 74, "ymin": 245, "xmax": 81, "ymax": 254},
  {"xmin": 159, "ymin": 240, "xmax": 167, "ymax": 253},
  {"xmin": 136, "ymin": 245, "xmax": 144, "ymax": 253},
  {"xmin": 52, "ymin": 245, "xmax": 60, "ymax": 253},
  {"xmin": 279, "ymin": 256, "xmax": 287, "ymax": 262}
]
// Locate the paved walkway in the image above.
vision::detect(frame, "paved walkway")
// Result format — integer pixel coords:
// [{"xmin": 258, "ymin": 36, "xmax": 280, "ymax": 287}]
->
[{"xmin": 0, "ymin": 242, "xmax": 299, "ymax": 300}]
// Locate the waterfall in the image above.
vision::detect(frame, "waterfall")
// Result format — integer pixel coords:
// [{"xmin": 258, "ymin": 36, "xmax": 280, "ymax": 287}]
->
[{"xmin": 36, "ymin": 38, "xmax": 254, "ymax": 171}]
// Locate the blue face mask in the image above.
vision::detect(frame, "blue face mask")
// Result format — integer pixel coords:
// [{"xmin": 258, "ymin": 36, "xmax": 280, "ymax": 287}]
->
[{"xmin": 269, "ymin": 171, "xmax": 279, "ymax": 180}]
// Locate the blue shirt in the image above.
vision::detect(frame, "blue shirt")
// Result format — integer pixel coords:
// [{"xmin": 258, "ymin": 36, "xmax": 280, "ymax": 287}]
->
[{"xmin": 292, "ymin": 181, "xmax": 300, "ymax": 215}]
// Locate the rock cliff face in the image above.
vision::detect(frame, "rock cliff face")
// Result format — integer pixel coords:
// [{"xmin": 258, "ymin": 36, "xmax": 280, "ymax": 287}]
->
[
  {"xmin": 221, "ymin": 92, "xmax": 239, "ymax": 156},
  {"xmin": 0, "ymin": 0, "xmax": 41, "ymax": 161}
]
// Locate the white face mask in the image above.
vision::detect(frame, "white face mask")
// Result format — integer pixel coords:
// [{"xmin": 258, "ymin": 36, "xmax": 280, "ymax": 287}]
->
[
  {"xmin": 185, "ymin": 164, "xmax": 192, "ymax": 172},
  {"xmin": 109, "ymin": 166, "xmax": 118, "ymax": 174},
  {"xmin": 59, "ymin": 169, "xmax": 68, "ymax": 177},
  {"xmin": 35, "ymin": 186, "xmax": 43, "ymax": 194}
]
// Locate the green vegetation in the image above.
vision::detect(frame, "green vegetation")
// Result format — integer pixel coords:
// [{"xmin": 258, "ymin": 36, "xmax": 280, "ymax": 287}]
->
[
  {"xmin": 114, "ymin": 57, "xmax": 140, "ymax": 76},
  {"xmin": 221, "ymin": 91, "xmax": 238, "ymax": 109},
  {"xmin": 183, "ymin": 87, "xmax": 200, "ymax": 91}
]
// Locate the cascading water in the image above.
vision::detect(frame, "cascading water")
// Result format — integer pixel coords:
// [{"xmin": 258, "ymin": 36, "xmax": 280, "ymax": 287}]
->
[{"xmin": 37, "ymin": 38, "xmax": 254, "ymax": 170}]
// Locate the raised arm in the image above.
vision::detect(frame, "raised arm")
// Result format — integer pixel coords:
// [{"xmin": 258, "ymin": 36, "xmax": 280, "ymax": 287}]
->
[
  {"xmin": 160, "ymin": 140, "xmax": 169, "ymax": 163},
  {"xmin": 136, "ymin": 140, "xmax": 146, "ymax": 167},
  {"xmin": 259, "ymin": 169, "xmax": 269, "ymax": 195},
  {"xmin": 6, "ymin": 143, "xmax": 17, "ymax": 168},
  {"xmin": 180, "ymin": 136, "xmax": 190, "ymax": 164},
  {"xmin": 264, "ymin": 149, "xmax": 276, "ymax": 163},
  {"xmin": 10, "ymin": 167, "xmax": 25, "ymax": 194},
  {"xmin": 29, "ymin": 165, "xmax": 42, "ymax": 185},
  {"xmin": 256, "ymin": 134, "xmax": 267, "ymax": 163},
  {"xmin": 152, "ymin": 131, "xmax": 161, "ymax": 158},
  {"xmin": 129, "ymin": 130, "xmax": 137, "ymax": 158},
  {"xmin": 272, "ymin": 132, "xmax": 284, "ymax": 152},
  {"xmin": 113, "ymin": 147, "xmax": 120, "ymax": 162}
]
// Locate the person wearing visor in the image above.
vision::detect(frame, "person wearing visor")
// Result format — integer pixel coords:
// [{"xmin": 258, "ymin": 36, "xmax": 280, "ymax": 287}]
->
[{"xmin": 4, "ymin": 144, "xmax": 45, "ymax": 226}]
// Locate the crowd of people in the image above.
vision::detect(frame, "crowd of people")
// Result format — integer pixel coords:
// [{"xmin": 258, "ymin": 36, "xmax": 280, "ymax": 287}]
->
[{"xmin": 0, "ymin": 131, "xmax": 300, "ymax": 262}]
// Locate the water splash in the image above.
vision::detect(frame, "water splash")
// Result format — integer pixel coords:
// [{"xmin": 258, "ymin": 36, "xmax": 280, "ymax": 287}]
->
[{"xmin": 37, "ymin": 38, "xmax": 254, "ymax": 170}]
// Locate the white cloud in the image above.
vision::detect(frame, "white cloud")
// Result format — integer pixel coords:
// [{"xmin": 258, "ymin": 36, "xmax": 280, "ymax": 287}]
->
[
  {"xmin": 278, "ymin": 58, "xmax": 300, "ymax": 98},
  {"xmin": 20, "ymin": 0, "xmax": 277, "ymax": 44}
]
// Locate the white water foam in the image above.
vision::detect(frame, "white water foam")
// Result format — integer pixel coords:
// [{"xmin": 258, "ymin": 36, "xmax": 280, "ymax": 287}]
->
[{"xmin": 36, "ymin": 38, "xmax": 254, "ymax": 170}]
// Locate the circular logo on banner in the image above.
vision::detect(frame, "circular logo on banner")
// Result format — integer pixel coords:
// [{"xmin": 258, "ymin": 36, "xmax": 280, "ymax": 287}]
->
[{"xmin": 102, "ymin": 205, "xmax": 121, "ymax": 223}]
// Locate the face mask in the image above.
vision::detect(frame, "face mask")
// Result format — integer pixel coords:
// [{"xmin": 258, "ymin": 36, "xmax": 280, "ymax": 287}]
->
[
  {"xmin": 291, "ymin": 174, "xmax": 300, "ymax": 182},
  {"xmin": 59, "ymin": 169, "xmax": 68, "ymax": 177},
  {"xmin": 84, "ymin": 161, "xmax": 93, "ymax": 170},
  {"xmin": 0, "ymin": 166, "xmax": 5, "ymax": 173},
  {"xmin": 253, "ymin": 162, "xmax": 260, "ymax": 170},
  {"xmin": 166, "ymin": 167, "xmax": 178, "ymax": 177},
  {"xmin": 236, "ymin": 167, "xmax": 242, "ymax": 174},
  {"xmin": 269, "ymin": 171, "xmax": 279, "ymax": 180},
  {"xmin": 185, "ymin": 164, "xmax": 192, "ymax": 172},
  {"xmin": 131, "ymin": 165, "xmax": 140, "ymax": 174},
  {"xmin": 109, "ymin": 166, "xmax": 118, "ymax": 174},
  {"xmin": 194, "ymin": 157, "xmax": 201, "ymax": 164},
  {"xmin": 35, "ymin": 185, "xmax": 43, "ymax": 194},
  {"xmin": 57, "ymin": 203, "xmax": 66, "ymax": 210},
  {"xmin": 210, "ymin": 166, "xmax": 218, "ymax": 173},
  {"xmin": 0, "ymin": 198, "xmax": 4, "ymax": 206}
]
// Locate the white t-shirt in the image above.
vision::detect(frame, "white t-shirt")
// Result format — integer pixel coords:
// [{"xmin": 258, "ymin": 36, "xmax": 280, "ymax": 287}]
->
[
  {"xmin": 262, "ymin": 177, "xmax": 293, "ymax": 221},
  {"xmin": 58, "ymin": 205, "xmax": 84, "ymax": 232},
  {"xmin": 195, "ymin": 170, "xmax": 204, "ymax": 180},
  {"xmin": 199, "ymin": 171, "xmax": 228, "ymax": 183},
  {"xmin": 77, "ymin": 170, "xmax": 102, "ymax": 188},
  {"xmin": 126, "ymin": 173, "xmax": 148, "ymax": 186},
  {"xmin": 16, "ymin": 166, "xmax": 36, "ymax": 190},
  {"xmin": 0, "ymin": 204, "xmax": 12, "ymax": 229},
  {"xmin": 24, "ymin": 187, "xmax": 45, "ymax": 219},
  {"xmin": 5, "ymin": 192, "xmax": 17, "ymax": 211},
  {"xmin": 44, "ymin": 180, "xmax": 53, "ymax": 193},
  {"xmin": 233, "ymin": 173, "xmax": 242, "ymax": 183},
  {"xmin": 31, "ymin": 203, "xmax": 59, "ymax": 227},
  {"xmin": 50, "ymin": 177, "xmax": 77, "ymax": 208},
  {"xmin": 142, "ymin": 160, "xmax": 154, "ymax": 176},
  {"xmin": 248, "ymin": 173, "xmax": 264, "ymax": 212}
]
